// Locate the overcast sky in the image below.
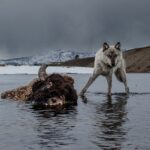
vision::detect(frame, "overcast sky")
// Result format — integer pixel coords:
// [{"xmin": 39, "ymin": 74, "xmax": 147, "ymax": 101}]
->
[{"xmin": 0, "ymin": 0, "xmax": 150, "ymax": 59}]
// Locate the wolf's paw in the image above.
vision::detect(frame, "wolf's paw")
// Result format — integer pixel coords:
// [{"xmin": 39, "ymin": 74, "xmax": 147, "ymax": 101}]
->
[{"xmin": 107, "ymin": 92, "xmax": 112, "ymax": 97}]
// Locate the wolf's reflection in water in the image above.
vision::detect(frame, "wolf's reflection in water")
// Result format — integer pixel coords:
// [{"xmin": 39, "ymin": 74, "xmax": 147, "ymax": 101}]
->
[
  {"xmin": 95, "ymin": 95, "xmax": 128, "ymax": 149},
  {"xmin": 81, "ymin": 94, "xmax": 128, "ymax": 150}
]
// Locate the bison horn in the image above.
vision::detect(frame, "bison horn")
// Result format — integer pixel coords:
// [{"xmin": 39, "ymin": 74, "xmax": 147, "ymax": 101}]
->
[{"xmin": 38, "ymin": 64, "xmax": 48, "ymax": 81}]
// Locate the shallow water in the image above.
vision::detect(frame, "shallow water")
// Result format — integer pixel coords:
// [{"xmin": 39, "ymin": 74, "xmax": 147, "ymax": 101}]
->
[{"xmin": 0, "ymin": 74, "xmax": 150, "ymax": 150}]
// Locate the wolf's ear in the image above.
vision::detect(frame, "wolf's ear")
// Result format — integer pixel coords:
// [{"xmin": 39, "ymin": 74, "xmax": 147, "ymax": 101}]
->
[
  {"xmin": 115, "ymin": 42, "xmax": 121, "ymax": 50},
  {"xmin": 103, "ymin": 42, "xmax": 109, "ymax": 51}
]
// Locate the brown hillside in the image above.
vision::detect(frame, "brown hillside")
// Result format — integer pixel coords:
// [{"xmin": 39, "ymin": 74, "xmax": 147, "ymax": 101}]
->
[{"xmin": 124, "ymin": 46, "xmax": 150, "ymax": 72}]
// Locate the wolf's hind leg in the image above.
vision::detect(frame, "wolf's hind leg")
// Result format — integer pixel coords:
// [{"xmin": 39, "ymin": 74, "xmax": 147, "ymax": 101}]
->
[
  {"xmin": 79, "ymin": 72, "xmax": 99, "ymax": 96},
  {"xmin": 115, "ymin": 68, "xmax": 129, "ymax": 94}
]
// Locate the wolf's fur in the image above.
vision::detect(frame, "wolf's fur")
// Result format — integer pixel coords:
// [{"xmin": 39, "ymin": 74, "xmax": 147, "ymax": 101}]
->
[{"xmin": 79, "ymin": 42, "xmax": 129, "ymax": 96}]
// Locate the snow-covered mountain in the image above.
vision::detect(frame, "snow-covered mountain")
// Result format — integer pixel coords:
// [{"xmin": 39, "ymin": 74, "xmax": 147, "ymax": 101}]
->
[{"xmin": 0, "ymin": 49, "xmax": 95, "ymax": 65}]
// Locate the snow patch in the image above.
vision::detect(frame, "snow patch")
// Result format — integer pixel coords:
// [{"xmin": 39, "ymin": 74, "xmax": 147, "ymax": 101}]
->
[{"xmin": 0, "ymin": 66, "xmax": 93, "ymax": 74}]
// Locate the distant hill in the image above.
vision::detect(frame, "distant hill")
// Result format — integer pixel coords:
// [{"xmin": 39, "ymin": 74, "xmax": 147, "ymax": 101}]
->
[
  {"xmin": 55, "ymin": 46, "xmax": 150, "ymax": 73},
  {"xmin": 0, "ymin": 49, "xmax": 95, "ymax": 65}
]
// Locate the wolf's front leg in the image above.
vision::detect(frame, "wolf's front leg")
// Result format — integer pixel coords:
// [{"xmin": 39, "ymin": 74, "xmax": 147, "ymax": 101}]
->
[
  {"xmin": 106, "ymin": 73, "xmax": 112, "ymax": 96},
  {"xmin": 79, "ymin": 73, "xmax": 99, "ymax": 96}
]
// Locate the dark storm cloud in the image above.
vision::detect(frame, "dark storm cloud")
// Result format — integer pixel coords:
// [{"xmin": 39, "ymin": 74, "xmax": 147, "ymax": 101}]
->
[{"xmin": 0, "ymin": 0, "xmax": 150, "ymax": 58}]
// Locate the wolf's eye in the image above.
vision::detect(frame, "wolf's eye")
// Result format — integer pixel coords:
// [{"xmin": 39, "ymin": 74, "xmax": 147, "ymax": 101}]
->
[{"xmin": 114, "ymin": 54, "xmax": 118, "ymax": 58}]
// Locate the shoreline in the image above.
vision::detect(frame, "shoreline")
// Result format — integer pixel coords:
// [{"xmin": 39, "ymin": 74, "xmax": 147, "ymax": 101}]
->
[{"xmin": 0, "ymin": 65, "xmax": 149, "ymax": 74}]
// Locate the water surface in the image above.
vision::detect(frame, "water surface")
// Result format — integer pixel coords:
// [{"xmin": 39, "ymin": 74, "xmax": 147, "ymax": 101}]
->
[{"xmin": 0, "ymin": 74, "xmax": 150, "ymax": 150}]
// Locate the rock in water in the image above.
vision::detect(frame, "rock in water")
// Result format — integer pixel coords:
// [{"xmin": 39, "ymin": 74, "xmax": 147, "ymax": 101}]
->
[{"xmin": 1, "ymin": 65, "xmax": 78, "ymax": 109}]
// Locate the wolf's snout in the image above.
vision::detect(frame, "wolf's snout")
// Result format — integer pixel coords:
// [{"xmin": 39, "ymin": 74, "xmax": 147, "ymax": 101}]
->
[
  {"xmin": 112, "ymin": 62, "xmax": 115, "ymax": 67},
  {"xmin": 111, "ymin": 59, "xmax": 116, "ymax": 67}
]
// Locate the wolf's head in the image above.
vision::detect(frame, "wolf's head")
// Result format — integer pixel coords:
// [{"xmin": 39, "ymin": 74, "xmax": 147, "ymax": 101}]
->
[{"xmin": 102, "ymin": 42, "xmax": 122, "ymax": 67}]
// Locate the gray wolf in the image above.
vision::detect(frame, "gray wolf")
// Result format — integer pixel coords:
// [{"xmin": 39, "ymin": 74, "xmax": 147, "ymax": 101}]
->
[{"xmin": 79, "ymin": 42, "xmax": 129, "ymax": 96}]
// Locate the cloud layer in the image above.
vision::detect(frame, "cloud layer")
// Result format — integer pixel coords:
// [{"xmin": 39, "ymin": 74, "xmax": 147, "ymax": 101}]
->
[{"xmin": 0, "ymin": 0, "xmax": 150, "ymax": 58}]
